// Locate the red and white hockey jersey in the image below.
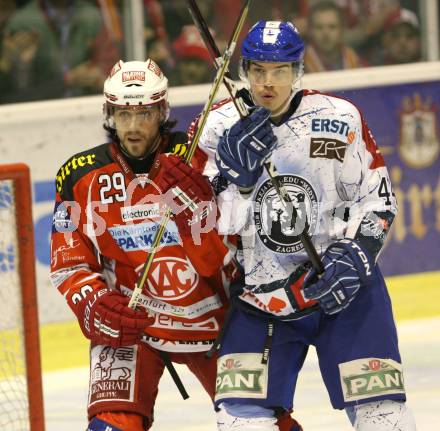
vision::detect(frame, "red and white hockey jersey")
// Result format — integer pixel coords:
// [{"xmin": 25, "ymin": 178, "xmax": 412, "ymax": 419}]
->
[{"xmin": 50, "ymin": 132, "xmax": 235, "ymax": 352}]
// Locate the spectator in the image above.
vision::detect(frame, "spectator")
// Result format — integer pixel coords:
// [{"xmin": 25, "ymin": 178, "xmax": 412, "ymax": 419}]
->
[
  {"xmin": 0, "ymin": 0, "xmax": 120, "ymax": 103},
  {"xmin": 0, "ymin": 0, "xmax": 16, "ymax": 96},
  {"xmin": 294, "ymin": 0, "xmax": 402, "ymax": 64},
  {"xmin": 244, "ymin": 0, "xmax": 309, "ymax": 35},
  {"xmin": 213, "ymin": 0, "xmax": 309, "ymax": 77},
  {"xmin": 143, "ymin": 0, "xmax": 175, "ymax": 75},
  {"xmin": 144, "ymin": 0, "xmax": 214, "ymax": 76},
  {"xmin": 171, "ymin": 25, "xmax": 213, "ymax": 86},
  {"xmin": 333, "ymin": 0, "xmax": 401, "ymax": 50},
  {"xmin": 304, "ymin": 1, "xmax": 363, "ymax": 73},
  {"xmin": 379, "ymin": 8, "xmax": 422, "ymax": 65}
]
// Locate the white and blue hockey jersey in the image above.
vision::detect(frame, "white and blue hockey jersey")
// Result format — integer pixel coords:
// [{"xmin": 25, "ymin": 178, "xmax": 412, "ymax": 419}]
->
[{"xmin": 196, "ymin": 89, "xmax": 397, "ymax": 319}]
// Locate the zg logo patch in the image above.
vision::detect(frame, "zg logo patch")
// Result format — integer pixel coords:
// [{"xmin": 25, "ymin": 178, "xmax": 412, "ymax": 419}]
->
[
  {"xmin": 339, "ymin": 357, "xmax": 405, "ymax": 402},
  {"xmin": 310, "ymin": 137, "xmax": 347, "ymax": 162}
]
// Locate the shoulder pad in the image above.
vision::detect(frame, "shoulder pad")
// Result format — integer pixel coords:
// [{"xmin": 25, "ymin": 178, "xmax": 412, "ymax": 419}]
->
[
  {"xmin": 55, "ymin": 143, "xmax": 112, "ymax": 200},
  {"xmin": 168, "ymin": 131, "xmax": 189, "ymax": 157}
]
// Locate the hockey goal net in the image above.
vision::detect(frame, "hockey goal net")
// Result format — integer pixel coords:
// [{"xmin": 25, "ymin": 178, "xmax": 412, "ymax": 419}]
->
[{"xmin": 0, "ymin": 164, "xmax": 45, "ymax": 431}]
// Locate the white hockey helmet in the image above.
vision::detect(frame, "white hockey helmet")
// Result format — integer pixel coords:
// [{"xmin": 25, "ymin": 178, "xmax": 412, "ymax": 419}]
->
[{"xmin": 103, "ymin": 59, "xmax": 169, "ymax": 127}]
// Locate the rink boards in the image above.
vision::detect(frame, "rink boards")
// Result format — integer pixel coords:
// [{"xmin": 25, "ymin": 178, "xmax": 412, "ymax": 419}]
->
[{"xmin": 0, "ymin": 62, "xmax": 439, "ymax": 326}]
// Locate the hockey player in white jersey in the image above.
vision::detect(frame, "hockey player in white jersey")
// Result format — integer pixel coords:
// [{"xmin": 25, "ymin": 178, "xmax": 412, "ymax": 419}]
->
[{"xmin": 196, "ymin": 20, "xmax": 417, "ymax": 431}]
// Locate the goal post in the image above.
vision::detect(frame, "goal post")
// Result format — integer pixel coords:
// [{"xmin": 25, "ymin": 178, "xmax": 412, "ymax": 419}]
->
[{"xmin": 0, "ymin": 163, "xmax": 45, "ymax": 431}]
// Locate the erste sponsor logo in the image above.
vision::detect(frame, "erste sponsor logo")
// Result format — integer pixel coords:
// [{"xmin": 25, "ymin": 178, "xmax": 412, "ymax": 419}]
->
[{"xmin": 311, "ymin": 118, "xmax": 351, "ymax": 137}]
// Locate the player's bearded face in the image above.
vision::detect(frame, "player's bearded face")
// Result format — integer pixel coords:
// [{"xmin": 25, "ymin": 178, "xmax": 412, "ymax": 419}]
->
[
  {"xmin": 113, "ymin": 106, "xmax": 162, "ymax": 158},
  {"xmin": 248, "ymin": 61, "xmax": 295, "ymax": 115}
]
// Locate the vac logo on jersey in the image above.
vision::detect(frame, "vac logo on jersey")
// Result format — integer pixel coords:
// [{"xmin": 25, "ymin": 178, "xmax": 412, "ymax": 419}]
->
[
  {"xmin": 310, "ymin": 137, "xmax": 347, "ymax": 162},
  {"xmin": 215, "ymin": 353, "xmax": 268, "ymax": 401},
  {"xmin": 254, "ymin": 175, "xmax": 319, "ymax": 254},
  {"xmin": 108, "ymin": 222, "xmax": 180, "ymax": 252},
  {"xmin": 135, "ymin": 257, "xmax": 199, "ymax": 301},
  {"xmin": 339, "ymin": 357, "xmax": 405, "ymax": 402}
]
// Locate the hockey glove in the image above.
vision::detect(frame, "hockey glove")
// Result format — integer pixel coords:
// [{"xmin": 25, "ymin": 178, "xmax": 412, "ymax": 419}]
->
[
  {"xmin": 78, "ymin": 289, "xmax": 154, "ymax": 348},
  {"xmin": 154, "ymin": 154, "xmax": 216, "ymax": 237},
  {"xmin": 215, "ymin": 107, "xmax": 277, "ymax": 189},
  {"xmin": 302, "ymin": 239, "xmax": 375, "ymax": 315}
]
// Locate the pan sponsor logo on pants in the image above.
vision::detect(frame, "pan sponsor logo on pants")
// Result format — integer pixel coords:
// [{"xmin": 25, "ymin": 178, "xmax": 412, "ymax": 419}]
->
[
  {"xmin": 339, "ymin": 357, "xmax": 405, "ymax": 402},
  {"xmin": 215, "ymin": 353, "xmax": 268, "ymax": 400}
]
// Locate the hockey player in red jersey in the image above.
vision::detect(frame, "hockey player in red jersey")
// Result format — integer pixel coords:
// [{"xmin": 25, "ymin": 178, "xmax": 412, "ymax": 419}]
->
[
  {"xmin": 197, "ymin": 20, "xmax": 417, "ymax": 431},
  {"xmin": 50, "ymin": 59, "xmax": 238, "ymax": 431}
]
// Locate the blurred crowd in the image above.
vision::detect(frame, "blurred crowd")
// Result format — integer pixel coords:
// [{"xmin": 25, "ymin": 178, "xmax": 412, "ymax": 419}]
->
[{"xmin": 0, "ymin": 0, "xmax": 430, "ymax": 104}]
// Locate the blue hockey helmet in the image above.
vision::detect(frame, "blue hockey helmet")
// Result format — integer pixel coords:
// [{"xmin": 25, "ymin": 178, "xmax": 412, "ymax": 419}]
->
[
  {"xmin": 241, "ymin": 21, "xmax": 305, "ymax": 63},
  {"xmin": 239, "ymin": 21, "xmax": 304, "ymax": 88}
]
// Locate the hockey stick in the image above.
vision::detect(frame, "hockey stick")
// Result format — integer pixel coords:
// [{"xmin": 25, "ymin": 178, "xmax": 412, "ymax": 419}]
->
[
  {"xmin": 128, "ymin": 0, "xmax": 252, "ymax": 310},
  {"xmin": 126, "ymin": 1, "xmax": 250, "ymax": 401},
  {"xmin": 187, "ymin": 0, "xmax": 324, "ymax": 273}
]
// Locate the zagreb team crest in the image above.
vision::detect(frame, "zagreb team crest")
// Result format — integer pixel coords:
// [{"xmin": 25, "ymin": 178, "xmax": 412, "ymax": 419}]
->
[{"xmin": 254, "ymin": 175, "xmax": 318, "ymax": 253}]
